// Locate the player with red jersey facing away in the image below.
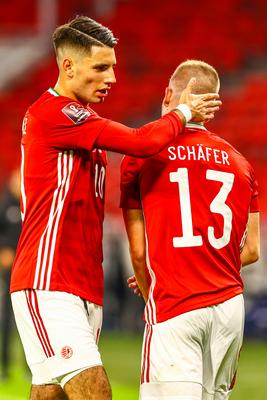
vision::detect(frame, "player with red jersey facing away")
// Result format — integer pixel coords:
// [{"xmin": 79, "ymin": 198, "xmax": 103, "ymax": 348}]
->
[
  {"xmin": 121, "ymin": 60, "xmax": 260, "ymax": 400},
  {"xmin": 10, "ymin": 16, "xmax": 221, "ymax": 400}
]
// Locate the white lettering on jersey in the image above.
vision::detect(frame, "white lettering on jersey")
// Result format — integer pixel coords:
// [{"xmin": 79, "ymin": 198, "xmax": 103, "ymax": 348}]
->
[
  {"xmin": 186, "ymin": 145, "xmax": 196, "ymax": 160},
  {"xmin": 205, "ymin": 147, "xmax": 212, "ymax": 161},
  {"xmin": 168, "ymin": 145, "xmax": 230, "ymax": 165},
  {"xmin": 221, "ymin": 151, "xmax": 230, "ymax": 165},
  {"xmin": 197, "ymin": 145, "xmax": 206, "ymax": 161},
  {"xmin": 168, "ymin": 146, "xmax": 176, "ymax": 160}
]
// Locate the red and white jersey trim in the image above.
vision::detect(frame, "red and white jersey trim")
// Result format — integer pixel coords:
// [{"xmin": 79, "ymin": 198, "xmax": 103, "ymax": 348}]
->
[
  {"xmin": 33, "ymin": 150, "xmax": 74, "ymax": 290},
  {"xmin": 25, "ymin": 289, "xmax": 55, "ymax": 358},
  {"xmin": 186, "ymin": 122, "xmax": 207, "ymax": 131},
  {"xmin": 20, "ymin": 144, "xmax": 27, "ymax": 222},
  {"xmin": 144, "ymin": 230, "xmax": 157, "ymax": 325},
  {"xmin": 141, "ymin": 324, "xmax": 153, "ymax": 384},
  {"xmin": 47, "ymin": 87, "xmax": 60, "ymax": 97}
]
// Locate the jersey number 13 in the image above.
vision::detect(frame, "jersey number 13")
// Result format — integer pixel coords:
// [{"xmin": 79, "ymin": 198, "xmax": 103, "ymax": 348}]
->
[{"xmin": 170, "ymin": 168, "xmax": 235, "ymax": 250}]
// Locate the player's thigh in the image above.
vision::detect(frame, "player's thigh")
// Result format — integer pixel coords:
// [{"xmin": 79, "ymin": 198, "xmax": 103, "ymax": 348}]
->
[
  {"xmin": 64, "ymin": 366, "xmax": 111, "ymax": 400},
  {"xmin": 30, "ymin": 384, "xmax": 68, "ymax": 400},
  {"xmin": 140, "ymin": 309, "xmax": 208, "ymax": 400},
  {"xmin": 11, "ymin": 290, "xmax": 103, "ymax": 385},
  {"xmin": 203, "ymin": 294, "xmax": 244, "ymax": 399}
]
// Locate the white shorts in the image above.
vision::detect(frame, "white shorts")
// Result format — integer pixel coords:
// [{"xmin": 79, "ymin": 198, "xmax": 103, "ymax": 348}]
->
[
  {"xmin": 11, "ymin": 290, "xmax": 103, "ymax": 386},
  {"xmin": 140, "ymin": 294, "xmax": 244, "ymax": 400}
]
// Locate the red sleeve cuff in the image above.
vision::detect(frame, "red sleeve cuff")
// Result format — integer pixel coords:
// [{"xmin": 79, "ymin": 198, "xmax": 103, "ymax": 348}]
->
[{"xmin": 250, "ymin": 196, "xmax": 259, "ymax": 213}]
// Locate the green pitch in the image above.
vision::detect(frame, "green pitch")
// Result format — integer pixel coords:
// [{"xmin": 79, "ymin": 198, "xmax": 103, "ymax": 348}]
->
[{"xmin": 0, "ymin": 333, "xmax": 266, "ymax": 399}]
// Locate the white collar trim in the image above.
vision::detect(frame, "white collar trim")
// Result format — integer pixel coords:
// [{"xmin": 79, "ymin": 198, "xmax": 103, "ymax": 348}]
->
[
  {"xmin": 48, "ymin": 88, "xmax": 60, "ymax": 97},
  {"xmin": 186, "ymin": 123, "xmax": 207, "ymax": 131}
]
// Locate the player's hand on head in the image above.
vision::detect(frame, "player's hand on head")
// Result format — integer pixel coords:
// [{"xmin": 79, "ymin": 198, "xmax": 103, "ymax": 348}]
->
[
  {"xmin": 179, "ymin": 77, "xmax": 222, "ymax": 122},
  {"xmin": 127, "ymin": 275, "xmax": 143, "ymax": 297}
]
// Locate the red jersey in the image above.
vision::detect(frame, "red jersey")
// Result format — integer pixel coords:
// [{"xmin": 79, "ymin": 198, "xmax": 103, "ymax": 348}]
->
[
  {"xmin": 11, "ymin": 89, "xmax": 183, "ymax": 305},
  {"xmin": 120, "ymin": 123, "xmax": 259, "ymax": 323}
]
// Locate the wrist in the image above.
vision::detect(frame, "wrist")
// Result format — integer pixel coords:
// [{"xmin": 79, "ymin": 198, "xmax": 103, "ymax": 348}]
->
[{"xmin": 173, "ymin": 104, "xmax": 192, "ymax": 123}]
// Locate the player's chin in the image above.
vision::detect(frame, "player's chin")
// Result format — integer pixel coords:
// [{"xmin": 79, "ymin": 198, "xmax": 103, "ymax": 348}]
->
[{"xmin": 91, "ymin": 95, "xmax": 105, "ymax": 104}]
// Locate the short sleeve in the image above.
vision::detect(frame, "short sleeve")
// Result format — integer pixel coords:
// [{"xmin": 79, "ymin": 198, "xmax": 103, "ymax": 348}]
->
[
  {"xmin": 250, "ymin": 176, "xmax": 259, "ymax": 213},
  {"xmin": 36, "ymin": 97, "xmax": 110, "ymax": 151},
  {"xmin": 120, "ymin": 156, "xmax": 144, "ymax": 209}
]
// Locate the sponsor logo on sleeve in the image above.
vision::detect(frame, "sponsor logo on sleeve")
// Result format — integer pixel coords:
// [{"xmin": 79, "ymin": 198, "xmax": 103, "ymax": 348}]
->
[{"xmin": 62, "ymin": 102, "xmax": 91, "ymax": 124}]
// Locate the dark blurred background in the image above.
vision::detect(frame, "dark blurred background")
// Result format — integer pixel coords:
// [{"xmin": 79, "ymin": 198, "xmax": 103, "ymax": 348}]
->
[{"xmin": 0, "ymin": 0, "xmax": 266, "ymax": 397}]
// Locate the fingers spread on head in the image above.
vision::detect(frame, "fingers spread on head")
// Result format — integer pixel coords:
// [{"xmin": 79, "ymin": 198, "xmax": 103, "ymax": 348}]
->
[
  {"xmin": 186, "ymin": 77, "xmax": 197, "ymax": 92},
  {"xmin": 204, "ymin": 113, "xmax": 215, "ymax": 121},
  {"xmin": 202, "ymin": 93, "xmax": 220, "ymax": 101},
  {"xmin": 205, "ymin": 106, "xmax": 220, "ymax": 113}
]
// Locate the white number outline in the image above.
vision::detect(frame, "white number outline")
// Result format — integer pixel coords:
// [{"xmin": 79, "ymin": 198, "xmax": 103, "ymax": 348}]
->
[{"xmin": 95, "ymin": 164, "xmax": 106, "ymax": 199}]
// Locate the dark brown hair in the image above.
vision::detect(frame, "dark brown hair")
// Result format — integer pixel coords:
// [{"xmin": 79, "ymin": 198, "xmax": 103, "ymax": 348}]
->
[{"xmin": 53, "ymin": 16, "xmax": 118, "ymax": 54}]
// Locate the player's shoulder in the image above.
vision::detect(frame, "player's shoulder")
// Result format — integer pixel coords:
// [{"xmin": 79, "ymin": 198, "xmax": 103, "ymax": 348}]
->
[
  {"xmin": 206, "ymin": 128, "xmax": 254, "ymax": 172},
  {"xmin": 29, "ymin": 88, "xmax": 98, "ymax": 125},
  {"xmin": 176, "ymin": 124, "xmax": 246, "ymax": 161}
]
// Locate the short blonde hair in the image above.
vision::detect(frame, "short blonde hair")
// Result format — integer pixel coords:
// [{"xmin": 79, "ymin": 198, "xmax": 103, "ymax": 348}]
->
[{"xmin": 170, "ymin": 59, "xmax": 220, "ymax": 94}]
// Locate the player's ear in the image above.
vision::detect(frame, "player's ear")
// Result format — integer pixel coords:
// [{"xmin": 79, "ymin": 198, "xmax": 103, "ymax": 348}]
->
[
  {"xmin": 161, "ymin": 87, "xmax": 173, "ymax": 116},
  {"xmin": 162, "ymin": 87, "xmax": 173, "ymax": 108},
  {"xmin": 161, "ymin": 87, "xmax": 172, "ymax": 115},
  {"xmin": 62, "ymin": 58, "xmax": 74, "ymax": 78}
]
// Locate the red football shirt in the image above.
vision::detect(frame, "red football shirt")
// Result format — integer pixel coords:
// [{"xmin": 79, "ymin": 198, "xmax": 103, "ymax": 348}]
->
[
  {"xmin": 120, "ymin": 123, "xmax": 259, "ymax": 323},
  {"xmin": 11, "ymin": 89, "xmax": 183, "ymax": 305}
]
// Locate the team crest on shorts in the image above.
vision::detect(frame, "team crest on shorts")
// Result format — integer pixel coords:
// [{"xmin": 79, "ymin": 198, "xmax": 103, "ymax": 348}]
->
[{"xmin": 61, "ymin": 346, "xmax": 73, "ymax": 359}]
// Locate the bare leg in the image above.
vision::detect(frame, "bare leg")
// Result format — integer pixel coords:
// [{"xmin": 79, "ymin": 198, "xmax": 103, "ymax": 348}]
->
[
  {"xmin": 30, "ymin": 384, "xmax": 68, "ymax": 400},
  {"xmin": 64, "ymin": 366, "xmax": 112, "ymax": 400}
]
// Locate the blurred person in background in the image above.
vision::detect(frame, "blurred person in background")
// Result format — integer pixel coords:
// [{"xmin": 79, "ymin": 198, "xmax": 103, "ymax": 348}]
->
[
  {"xmin": 121, "ymin": 60, "xmax": 260, "ymax": 400},
  {"xmin": 0, "ymin": 169, "xmax": 21, "ymax": 380},
  {"xmin": 9, "ymin": 16, "xmax": 221, "ymax": 400}
]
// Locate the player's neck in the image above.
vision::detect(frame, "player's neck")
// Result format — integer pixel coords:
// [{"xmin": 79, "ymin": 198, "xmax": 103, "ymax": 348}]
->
[
  {"xmin": 52, "ymin": 80, "xmax": 87, "ymax": 105},
  {"xmin": 53, "ymin": 82, "xmax": 75, "ymax": 100}
]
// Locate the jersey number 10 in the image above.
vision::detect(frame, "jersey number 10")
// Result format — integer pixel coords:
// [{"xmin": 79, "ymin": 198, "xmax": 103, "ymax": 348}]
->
[
  {"xmin": 170, "ymin": 168, "xmax": 235, "ymax": 250},
  {"xmin": 95, "ymin": 164, "xmax": 106, "ymax": 199}
]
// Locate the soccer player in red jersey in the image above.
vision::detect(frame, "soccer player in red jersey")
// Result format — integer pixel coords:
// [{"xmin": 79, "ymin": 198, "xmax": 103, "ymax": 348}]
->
[
  {"xmin": 10, "ymin": 16, "xmax": 221, "ymax": 400},
  {"xmin": 121, "ymin": 60, "xmax": 260, "ymax": 400}
]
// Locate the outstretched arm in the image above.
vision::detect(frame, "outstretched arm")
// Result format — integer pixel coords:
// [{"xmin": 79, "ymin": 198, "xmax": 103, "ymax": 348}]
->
[
  {"xmin": 241, "ymin": 212, "xmax": 260, "ymax": 266},
  {"xmin": 95, "ymin": 78, "xmax": 221, "ymax": 157},
  {"xmin": 123, "ymin": 208, "xmax": 149, "ymax": 302},
  {"xmin": 95, "ymin": 112, "xmax": 183, "ymax": 158}
]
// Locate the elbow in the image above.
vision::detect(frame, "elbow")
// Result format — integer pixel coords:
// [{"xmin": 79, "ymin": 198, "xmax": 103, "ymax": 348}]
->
[
  {"xmin": 249, "ymin": 251, "xmax": 260, "ymax": 264},
  {"xmin": 242, "ymin": 246, "xmax": 260, "ymax": 266},
  {"xmin": 249, "ymin": 243, "xmax": 260, "ymax": 263},
  {"xmin": 130, "ymin": 250, "xmax": 146, "ymax": 270},
  {"xmin": 250, "ymin": 248, "xmax": 260, "ymax": 263}
]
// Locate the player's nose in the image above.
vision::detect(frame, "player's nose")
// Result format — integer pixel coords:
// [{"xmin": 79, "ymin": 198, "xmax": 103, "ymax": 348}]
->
[{"xmin": 106, "ymin": 69, "xmax": 116, "ymax": 84}]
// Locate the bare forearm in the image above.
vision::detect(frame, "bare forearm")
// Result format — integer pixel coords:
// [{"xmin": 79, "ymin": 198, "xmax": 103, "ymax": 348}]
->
[{"xmin": 123, "ymin": 209, "xmax": 148, "ymax": 301}]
